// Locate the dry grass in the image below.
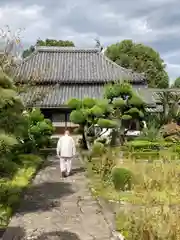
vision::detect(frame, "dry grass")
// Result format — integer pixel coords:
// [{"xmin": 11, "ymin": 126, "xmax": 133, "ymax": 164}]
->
[
  {"xmin": 116, "ymin": 160, "xmax": 180, "ymax": 205},
  {"xmin": 85, "ymin": 147, "xmax": 180, "ymax": 239},
  {"xmin": 115, "ymin": 159, "xmax": 180, "ymax": 239}
]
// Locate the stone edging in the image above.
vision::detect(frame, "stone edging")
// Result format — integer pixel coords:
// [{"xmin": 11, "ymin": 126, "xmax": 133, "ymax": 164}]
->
[{"xmin": 95, "ymin": 196, "xmax": 125, "ymax": 240}]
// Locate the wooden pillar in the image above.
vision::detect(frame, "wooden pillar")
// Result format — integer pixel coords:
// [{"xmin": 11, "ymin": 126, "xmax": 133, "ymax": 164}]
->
[{"xmin": 65, "ymin": 111, "xmax": 67, "ymax": 129}]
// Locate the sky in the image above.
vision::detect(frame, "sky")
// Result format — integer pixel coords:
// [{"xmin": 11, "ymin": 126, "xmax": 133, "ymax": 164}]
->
[{"xmin": 0, "ymin": 0, "xmax": 180, "ymax": 83}]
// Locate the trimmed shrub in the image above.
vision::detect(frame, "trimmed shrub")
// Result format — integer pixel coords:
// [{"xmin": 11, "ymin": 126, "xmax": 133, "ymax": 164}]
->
[
  {"xmin": 111, "ymin": 167, "xmax": 134, "ymax": 191},
  {"xmin": 125, "ymin": 140, "xmax": 173, "ymax": 151},
  {"xmin": 91, "ymin": 142, "xmax": 106, "ymax": 157},
  {"xmin": 130, "ymin": 151, "xmax": 159, "ymax": 160}
]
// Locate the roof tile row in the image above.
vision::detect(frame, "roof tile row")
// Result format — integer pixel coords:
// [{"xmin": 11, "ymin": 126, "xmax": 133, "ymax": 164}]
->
[{"xmin": 14, "ymin": 47, "xmax": 145, "ymax": 84}]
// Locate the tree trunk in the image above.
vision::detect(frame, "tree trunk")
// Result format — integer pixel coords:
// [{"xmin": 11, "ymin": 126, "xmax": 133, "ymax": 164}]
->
[
  {"xmin": 110, "ymin": 129, "xmax": 118, "ymax": 146},
  {"xmin": 82, "ymin": 130, "xmax": 88, "ymax": 149},
  {"xmin": 119, "ymin": 134, "xmax": 125, "ymax": 145}
]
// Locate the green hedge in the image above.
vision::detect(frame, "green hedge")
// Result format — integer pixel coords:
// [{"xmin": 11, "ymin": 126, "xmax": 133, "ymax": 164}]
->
[
  {"xmin": 0, "ymin": 154, "xmax": 43, "ymax": 228},
  {"xmin": 122, "ymin": 140, "xmax": 180, "ymax": 160},
  {"xmin": 125, "ymin": 140, "xmax": 174, "ymax": 151},
  {"xmin": 129, "ymin": 151, "xmax": 159, "ymax": 160}
]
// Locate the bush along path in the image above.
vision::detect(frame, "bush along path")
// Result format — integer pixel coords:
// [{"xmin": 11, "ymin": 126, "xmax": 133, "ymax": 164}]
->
[{"xmin": 3, "ymin": 155, "xmax": 112, "ymax": 240}]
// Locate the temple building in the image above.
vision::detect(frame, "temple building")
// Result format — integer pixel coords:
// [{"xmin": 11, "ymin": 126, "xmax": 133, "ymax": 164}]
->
[{"xmin": 12, "ymin": 46, "xmax": 168, "ymax": 134}]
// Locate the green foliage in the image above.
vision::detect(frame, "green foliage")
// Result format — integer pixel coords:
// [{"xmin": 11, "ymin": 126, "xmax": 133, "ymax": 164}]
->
[
  {"xmin": 28, "ymin": 108, "xmax": 44, "ymax": 124},
  {"xmin": 126, "ymin": 107, "xmax": 141, "ymax": 118},
  {"xmin": 22, "ymin": 109, "xmax": 55, "ymax": 151},
  {"xmin": 22, "ymin": 45, "xmax": 35, "ymax": 58},
  {"xmin": 22, "ymin": 39, "xmax": 75, "ymax": 58},
  {"xmin": 106, "ymin": 40, "xmax": 169, "ymax": 88},
  {"xmin": 111, "ymin": 167, "xmax": 134, "ymax": 191},
  {"xmin": 173, "ymin": 76, "xmax": 180, "ymax": 88},
  {"xmin": 137, "ymin": 123, "xmax": 162, "ymax": 142},
  {"xmin": 88, "ymin": 147, "xmax": 116, "ymax": 180},
  {"xmin": 90, "ymin": 105, "xmax": 104, "ymax": 117},
  {"xmin": 0, "ymin": 50, "xmax": 53, "ymax": 226},
  {"xmin": 155, "ymin": 91, "xmax": 180, "ymax": 126},
  {"xmin": 128, "ymin": 95, "xmax": 144, "ymax": 107},
  {"xmin": 104, "ymin": 82, "xmax": 133, "ymax": 100},
  {"xmin": 121, "ymin": 114, "xmax": 132, "ymax": 121},
  {"xmin": 91, "ymin": 142, "xmax": 106, "ymax": 157},
  {"xmin": 96, "ymin": 99, "xmax": 111, "ymax": 112},
  {"xmin": 0, "ymin": 154, "xmax": 43, "ymax": 227},
  {"xmin": 0, "ymin": 158, "xmax": 18, "ymax": 176},
  {"xmin": 68, "ymin": 82, "xmax": 145, "ymax": 147},
  {"xmin": 83, "ymin": 98, "xmax": 96, "ymax": 108},
  {"xmin": 16, "ymin": 154, "xmax": 43, "ymax": 166},
  {"xmin": 97, "ymin": 118, "xmax": 118, "ymax": 128},
  {"xmin": 130, "ymin": 151, "xmax": 159, "ymax": 161},
  {"xmin": 113, "ymin": 98, "xmax": 126, "ymax": 108},
  {"xmin": 0, "ymin": 133, "xmax": 18, "ymax": 154},
  {"xmin": 36, "ymin": 38, "xmax": 75, "ymax": 47},
  {"xmin": 70, "ymin": 110, "xmax": 87, "ymax": 124},
  {"xmin": 68, "ymin": 98, "xmax": 82, "ymax": 109},
  {"xmin": 125, "ymin": 140, "xmax": 173, "ymax": 152}
]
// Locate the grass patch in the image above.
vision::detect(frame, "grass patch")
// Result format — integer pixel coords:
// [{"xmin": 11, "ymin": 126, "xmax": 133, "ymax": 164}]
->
[
  {"xmin": 0, "ymin": 154, "xmax": 44, "ymax": 228},
  {"xmin": 85, "ymin": 148, "xmax": 180, "ymax": 239}
]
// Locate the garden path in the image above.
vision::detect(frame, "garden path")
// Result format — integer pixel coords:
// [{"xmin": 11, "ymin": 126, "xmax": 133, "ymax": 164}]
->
[{"xmin": 3, "ymin": 154, "xmax": 112, "ymax": 240}]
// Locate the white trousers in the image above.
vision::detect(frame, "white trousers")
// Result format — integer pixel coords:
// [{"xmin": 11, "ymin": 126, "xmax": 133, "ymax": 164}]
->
[{"xmin": 60, "ymin": 157, "xmax": 72, "ymax": 174}]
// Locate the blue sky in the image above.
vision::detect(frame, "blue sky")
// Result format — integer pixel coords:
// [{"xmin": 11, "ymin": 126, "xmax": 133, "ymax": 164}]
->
[{"xmin": 0, "ymin": 0, "xmax": 180, "ymax": 83}]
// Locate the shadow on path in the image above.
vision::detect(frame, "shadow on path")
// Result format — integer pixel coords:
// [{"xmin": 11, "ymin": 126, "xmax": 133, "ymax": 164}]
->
[
  {"xmin": 1, "ymin": 227, "xmax": 25, "ymax": 240},
  {"xmin": 37, "ymin": 230, "xmax": 81, "ymax": 240},
  {"xmin": 17, "ymin": 181, "xmax": 75, "ymax": 214},
  {"xmin": 71, "ymin": 167, "xmax": 85, "ymax": 176},
  {"xmin": 2, "ymin": 227, "xmax": 81, "ymax": 240}
]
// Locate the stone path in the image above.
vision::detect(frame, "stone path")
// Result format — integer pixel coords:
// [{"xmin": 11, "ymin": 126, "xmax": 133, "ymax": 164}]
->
[{"xmin": 3, "ymin": 155, "xmax": 112, "ymax": 240}]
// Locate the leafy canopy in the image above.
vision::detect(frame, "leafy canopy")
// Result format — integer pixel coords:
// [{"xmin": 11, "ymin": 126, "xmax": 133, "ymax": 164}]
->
[
  {"xmin": 68, "ymin": 82, "xmax": 145, "ymax": 144},
  {"xmin": 105, "ymin": 40, "xmax": 169, "ymax": 88},
  {"xmin": 173, "ymin": 77, "xmax": 180, "ymax": 88},
  {"xmin": 22, "ymin": 39, "xmax": 75, "ymax": 58}
]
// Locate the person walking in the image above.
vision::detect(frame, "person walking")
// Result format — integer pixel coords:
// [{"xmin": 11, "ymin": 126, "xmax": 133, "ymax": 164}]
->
[{"xmin": 56, "ymin": 130, "xmax": 76, "ymax": 177}]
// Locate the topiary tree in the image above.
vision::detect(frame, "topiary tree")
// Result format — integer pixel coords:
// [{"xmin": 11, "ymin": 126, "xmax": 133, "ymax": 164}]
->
[
  {"xmin": 102, "ymin": 82, "xmax": 145, "ymax": 145},
  {"xmin": 68, "ymin": 97, "xmax": 105, "ymax": 149},
  {"xmin": 68, "ymin": 82, "xmax": 145, "ymax": 147}
]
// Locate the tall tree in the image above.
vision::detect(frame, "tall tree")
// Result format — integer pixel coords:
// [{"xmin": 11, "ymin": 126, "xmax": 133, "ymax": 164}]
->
[
  {"xmin": 105, "ymin": 40, "xmax": 169, "ymax": 88},
  {"xmin": 22, "ymin": 39, "xmax": 75, "ymax": 58},
  {"xmin": 22, "ymin": 45, "xmax": 35, "ymax": 58},
  {"xmin": 36, "ymin": 39, "xmax": 75, "ymax": 47},
  {"xmin": 172, "ymin": 77, "xmax": 180, "ymax": 88}
]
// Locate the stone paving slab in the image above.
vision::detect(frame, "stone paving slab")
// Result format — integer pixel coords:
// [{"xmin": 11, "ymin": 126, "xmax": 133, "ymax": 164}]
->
[{"xmin": 2, "ymin": 156, "xmax": 112, "ymax": 240}]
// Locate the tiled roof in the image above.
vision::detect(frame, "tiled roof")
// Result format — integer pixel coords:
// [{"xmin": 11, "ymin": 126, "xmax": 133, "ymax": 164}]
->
[
  {"xmin": 150, "ymin": 88, "xmax": 180, "ymax": 103},
  {"xmin": 20, "ymin": 84, "xmax": 103, "ymax": 108},
  {"xmin": 20, "ymin": 84, "xmax": 157, "ymax": 108},
  {"xmin": 13, "ymin": 47, "xmax": 145, "ymax": 84}
]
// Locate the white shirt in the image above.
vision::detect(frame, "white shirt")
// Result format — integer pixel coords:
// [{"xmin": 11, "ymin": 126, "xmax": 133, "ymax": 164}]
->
[{"xmin": 56, "ymin": 134, "xmax": 76, "ymax": 158}]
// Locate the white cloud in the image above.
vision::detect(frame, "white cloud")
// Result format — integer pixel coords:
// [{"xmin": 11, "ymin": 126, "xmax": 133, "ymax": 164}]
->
[
  {"xmin": 1, "ymin": 0, "xmax": 180, "ymax": 79},
  {"xmin": 0, "ymin": 4, "xmax": 51, "ymax": 42}
]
